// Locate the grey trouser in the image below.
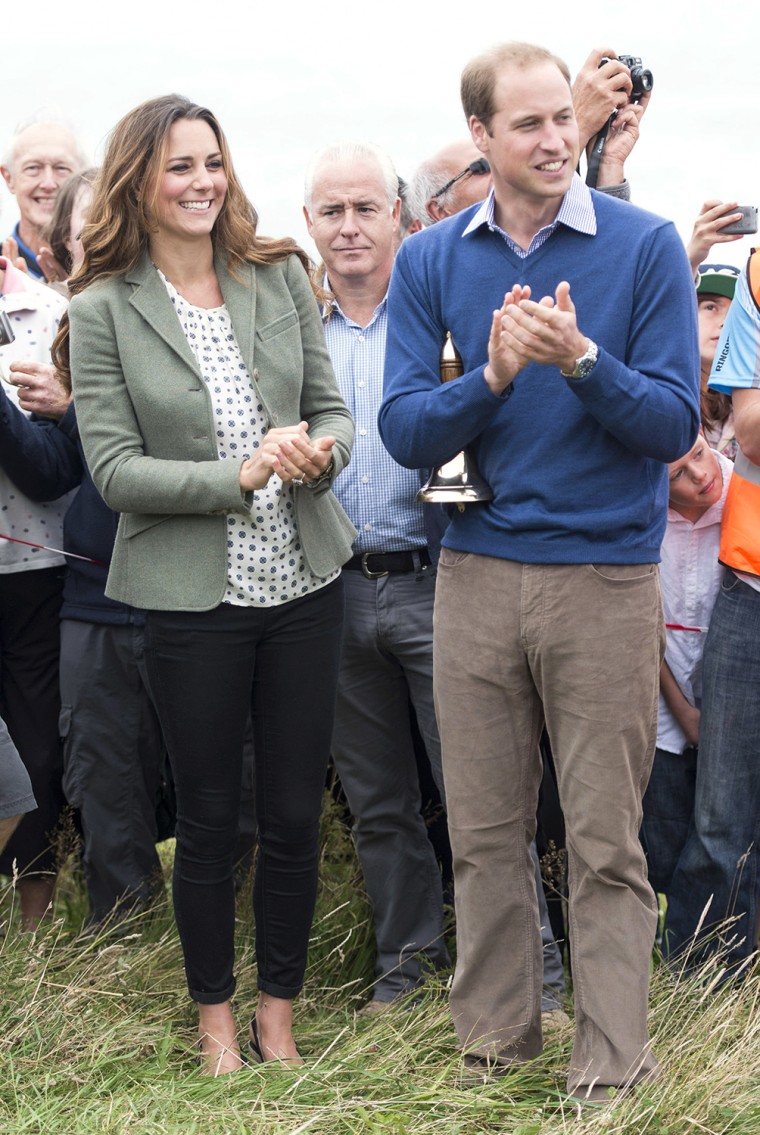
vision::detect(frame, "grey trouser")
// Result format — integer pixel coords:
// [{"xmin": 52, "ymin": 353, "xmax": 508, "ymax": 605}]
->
[
  {"xmin": 531, "ymin": 841, "xmax": 566, "ymax": 1009},
  {"xmin": 332, "ymin": 564, "xmax": 449, "ymax": 999},
  {"xmin": 60, "ymin": 620, "xmax": 164, "ymax": 923},
  {"xmin": 434, "ymin": 552, "xmax": 662, "ymax": 1097},
  {"xmin": 0, "ymin": 713, "xmax": 36, "ymax": 855}
]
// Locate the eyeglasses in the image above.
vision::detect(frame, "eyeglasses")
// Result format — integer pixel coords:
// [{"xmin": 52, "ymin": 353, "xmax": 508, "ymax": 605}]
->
[{"xmin": 431, "ymin": 158, "xmax": 490, "ymax": 201}]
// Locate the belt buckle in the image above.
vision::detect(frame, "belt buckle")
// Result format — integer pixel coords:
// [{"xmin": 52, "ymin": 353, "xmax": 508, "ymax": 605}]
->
[{"xmin": 361, "ymin": 552, "xmax": 389, "ymax": 580}]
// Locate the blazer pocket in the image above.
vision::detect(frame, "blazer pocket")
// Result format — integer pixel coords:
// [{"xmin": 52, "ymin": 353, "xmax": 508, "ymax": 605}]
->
[
  {"xmin": 256, "ymin": 309, "xmax": 299, "ymax": 341},
  {"xmin": 121, "ymin": 512, "xmax": 173, "ymax": 539}
]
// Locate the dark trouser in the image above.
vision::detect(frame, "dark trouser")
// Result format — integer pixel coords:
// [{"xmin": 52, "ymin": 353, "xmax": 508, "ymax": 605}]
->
[
  {"xmin": 663, "ymin": 573, "xmax": 760, "ymax": 970},
  {"xmin": 60, "ymin": 620, "xmax": 164, "ymax": 923},
  {"xmin": 144, "ymin": 580, "xmax": 344, "ymax": 1004},
  {"xmin": 0, "ymin": 567, "xmax": 65, "ymax": 879},
  {"xmin": 331, "ymin": 565, "xmax": 449, "ymax": 1000},
  {"xmin": 641, "ymin": 744, "xmax": 698, "ymax": 897}
]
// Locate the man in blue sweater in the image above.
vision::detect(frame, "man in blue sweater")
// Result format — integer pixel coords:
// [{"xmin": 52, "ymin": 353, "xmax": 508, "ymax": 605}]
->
[{"xmin": 378, "ymin": 42, "xmax": 699, "ymax": 1103}]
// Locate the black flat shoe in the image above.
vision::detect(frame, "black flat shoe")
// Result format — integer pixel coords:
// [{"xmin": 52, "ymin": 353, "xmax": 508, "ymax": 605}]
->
[
  {"xmin": 249, "ymin": 1014, "xmax": 264, "ymax": 1063},
  {"xmin": 248, "ymin": 1014, "xmax": 303, "ymax": 1066}
]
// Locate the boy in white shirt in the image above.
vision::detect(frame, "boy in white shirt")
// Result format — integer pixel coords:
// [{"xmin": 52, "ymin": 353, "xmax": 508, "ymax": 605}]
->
[{"xmin": 641, "ymin": 431, "xmax": 732, "ymax": 914}]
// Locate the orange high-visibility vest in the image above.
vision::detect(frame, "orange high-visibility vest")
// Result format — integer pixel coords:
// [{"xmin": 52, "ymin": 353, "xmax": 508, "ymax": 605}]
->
[{"xmin": 719, "ymin": 249, "xmax": 760, "ymax": 578}]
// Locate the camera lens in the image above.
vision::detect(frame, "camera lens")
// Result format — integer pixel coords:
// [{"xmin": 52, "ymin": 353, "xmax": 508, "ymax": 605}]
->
[{"xmin": 632, "ymin": 67, "xmax": 654, "ymax": 94}]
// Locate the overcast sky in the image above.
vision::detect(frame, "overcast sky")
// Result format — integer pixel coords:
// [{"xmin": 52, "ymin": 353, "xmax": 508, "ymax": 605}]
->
[{"xmin": 5, "ymin": 0, "xmax": 759, "ymax": 267}]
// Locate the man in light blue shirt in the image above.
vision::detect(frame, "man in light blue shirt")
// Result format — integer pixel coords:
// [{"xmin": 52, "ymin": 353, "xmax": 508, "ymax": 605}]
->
[{"xmin": 304, "ymin": 141, "xmax": 449, "ymax": 1010}]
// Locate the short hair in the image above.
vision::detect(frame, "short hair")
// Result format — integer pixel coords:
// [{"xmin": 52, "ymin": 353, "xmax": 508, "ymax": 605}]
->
[
  {"xmin": 304, "ymin": 140, "xmax": 398, "ymax": 211},
  {"xmin": 461, "ymin": 42, "xmax": 571, "ymax": 133},
  {"xmin": 3, "ymin": 111, "xmax": 88, "ymax": 171},
  {"xmin": 397, "ymin": 177, "xmax": 416, "ymax": 238},
  {"xmin": 408, "ymin": 159, "xmax": 445, "ymax": 228}
]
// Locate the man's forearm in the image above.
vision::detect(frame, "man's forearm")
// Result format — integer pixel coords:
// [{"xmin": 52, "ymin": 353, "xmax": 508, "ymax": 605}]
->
[
  {"xmin": 733, "ymin": 389, "xmax": 760, "ymax": 464},
  {"xmin": 0, "ymin": 388, "xmax": 82, "ymax": 500}
]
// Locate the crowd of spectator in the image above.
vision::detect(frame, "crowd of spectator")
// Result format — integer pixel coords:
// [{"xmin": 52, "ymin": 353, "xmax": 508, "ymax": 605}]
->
[{"xmin": 0, "ymin": 40, "xmax": 756, "ymax": 1101}]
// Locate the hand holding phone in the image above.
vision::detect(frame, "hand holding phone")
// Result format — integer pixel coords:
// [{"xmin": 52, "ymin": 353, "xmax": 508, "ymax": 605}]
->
[{"xmin": 719, "ymin": 205, "xmax": 758, "ymax": 236}]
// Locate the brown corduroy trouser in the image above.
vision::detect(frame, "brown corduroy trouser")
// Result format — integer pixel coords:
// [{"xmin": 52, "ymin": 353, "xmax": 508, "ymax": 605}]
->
[{"xmin": 433, "ymin": 550, "xmax": 663, "ymax": 1099}]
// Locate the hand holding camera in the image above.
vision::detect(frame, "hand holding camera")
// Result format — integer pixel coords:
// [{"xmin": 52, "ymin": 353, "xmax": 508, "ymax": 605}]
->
[
  {"xmin": 604, "ymin": 55, "xmax": 654, "ymax": 104},
  {"xmin": 572, "ymin": 48, "xmax": 632, "ymax": 149},
  {"xmin": 582, "ymin": 50, "xmax": 653, "ymax": 189}
]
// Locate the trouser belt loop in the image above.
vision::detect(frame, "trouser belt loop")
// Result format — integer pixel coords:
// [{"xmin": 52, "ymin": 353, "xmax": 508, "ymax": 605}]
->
[{"xmin": 413, "ymin": 550, "xmax": 429, "ymax": 580}]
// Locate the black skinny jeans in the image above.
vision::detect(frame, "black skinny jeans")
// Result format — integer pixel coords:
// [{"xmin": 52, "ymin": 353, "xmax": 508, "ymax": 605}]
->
[{"xmin": 144, "ymin": 579, "xmax": 344, "ymax": 1004}]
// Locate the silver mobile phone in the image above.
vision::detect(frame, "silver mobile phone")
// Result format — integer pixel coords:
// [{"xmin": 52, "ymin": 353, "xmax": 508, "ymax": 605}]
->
[{"xmin": 720, "ymin": 205, "xmax": 758, "ymax": 236}]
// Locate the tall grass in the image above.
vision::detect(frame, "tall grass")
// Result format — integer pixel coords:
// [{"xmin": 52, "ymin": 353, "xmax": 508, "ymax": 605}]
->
[{"xmin": 1, "ymin": 799, "xmax": 757, "ymax": 1135}]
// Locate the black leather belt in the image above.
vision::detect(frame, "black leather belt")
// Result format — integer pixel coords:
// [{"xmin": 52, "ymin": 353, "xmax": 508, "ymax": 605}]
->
[{"xmin": 344, "ymin": 548, "xmax": 431, "ymax": 579}]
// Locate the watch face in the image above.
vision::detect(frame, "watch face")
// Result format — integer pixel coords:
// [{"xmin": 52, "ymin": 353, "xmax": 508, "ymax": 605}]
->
[
  {"xmin": 560, "ymin": 340, "xmax": 598, "ymax": 379},
  {"xmin": 574, "ymin": 341, "xmax": 598, "ymax": 378}
]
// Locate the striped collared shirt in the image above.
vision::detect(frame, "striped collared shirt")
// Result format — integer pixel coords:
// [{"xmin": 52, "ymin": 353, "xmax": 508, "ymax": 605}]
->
[
  {"xmin": 322, "ymin": 295, "xmax": 427, "ymax": 555},
  {"xmin": 461, "ymin": 173, "xmax": 596, "ymax": 257}
]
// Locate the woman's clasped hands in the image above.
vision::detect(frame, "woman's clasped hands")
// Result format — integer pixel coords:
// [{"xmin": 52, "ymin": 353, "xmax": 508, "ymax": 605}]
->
[{"xmin": 239, "ymin": 420, "xmax": 335, "ymax": 492}]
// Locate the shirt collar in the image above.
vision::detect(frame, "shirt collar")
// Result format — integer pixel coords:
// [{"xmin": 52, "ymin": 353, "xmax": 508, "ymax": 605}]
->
[
  {"xmin": 462, "ymin": 173, "xmax": 597, "ymax": 241},
  {"xmin": 321, "ymin": 277, "xmax": 388, "ymax": 329},
  {"xmin": 12, "ymin": 223, "xmax": 44, "ymax": 279}
]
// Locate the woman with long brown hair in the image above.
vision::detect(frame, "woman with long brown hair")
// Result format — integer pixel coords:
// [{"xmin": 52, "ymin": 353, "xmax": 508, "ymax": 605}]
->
[{"xmin": 56, "ymin": 94, "xmax": 355, "ymax": 1074}]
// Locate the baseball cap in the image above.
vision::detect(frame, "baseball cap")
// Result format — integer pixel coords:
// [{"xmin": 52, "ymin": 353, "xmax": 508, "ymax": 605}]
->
[{"xmin": 696, "ymin": 263, "xmax": 740, "ymax": 300}]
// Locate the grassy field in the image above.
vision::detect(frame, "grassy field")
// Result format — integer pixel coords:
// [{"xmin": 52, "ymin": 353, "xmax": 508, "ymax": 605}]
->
[{"xmin": 1, "ymin": 801, "xmax": 758, "ymax": 1135}]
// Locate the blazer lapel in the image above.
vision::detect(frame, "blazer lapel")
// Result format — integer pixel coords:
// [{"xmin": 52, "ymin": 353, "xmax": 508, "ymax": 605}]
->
[
  {"xmin": 124, "ymin": 251, "xmax": 257, "ymax": 375},
  {"xmin": 217, "ymin": 255, "xmax": 256, "ymax": 373},
  {"xmin": 125, "ymin": 252, "xmax": 201, "ymax": 375}
]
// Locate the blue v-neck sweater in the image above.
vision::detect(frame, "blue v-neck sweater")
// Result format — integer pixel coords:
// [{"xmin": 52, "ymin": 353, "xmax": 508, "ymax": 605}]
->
[{"xmin": 378, "ymin": 190, "xmax": 700, "ymax": 565}]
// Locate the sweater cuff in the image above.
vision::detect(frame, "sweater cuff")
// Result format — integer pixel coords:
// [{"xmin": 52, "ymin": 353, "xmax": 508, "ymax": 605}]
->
[{"xmin": 599, "ymin": 180, "xmax": 631, "ymax": 202}]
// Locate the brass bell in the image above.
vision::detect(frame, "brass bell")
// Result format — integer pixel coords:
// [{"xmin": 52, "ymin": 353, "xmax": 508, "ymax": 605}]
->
[{"xmin": 417, "ymin": 333, "xmax": 493, "ymax": 508}]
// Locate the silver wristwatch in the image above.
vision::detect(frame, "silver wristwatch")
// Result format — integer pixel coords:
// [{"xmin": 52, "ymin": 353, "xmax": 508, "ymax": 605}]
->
[
  {"xmin": 560, "ymin": 339, "xmax": 599, "ymax": 380},
  {"xmin": 301, "ymin": 458, "xmax": 334, "ymax": 489}
]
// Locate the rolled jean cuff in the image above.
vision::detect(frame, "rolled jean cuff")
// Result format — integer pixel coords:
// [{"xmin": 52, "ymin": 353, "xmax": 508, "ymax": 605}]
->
[
  {"xmin": 190, "ymin": 976, "xmax": 237, "ymax": 1005},
  {"xmin": 257, "ymin": 977, "xmax": 303, "ymax": 1000}
]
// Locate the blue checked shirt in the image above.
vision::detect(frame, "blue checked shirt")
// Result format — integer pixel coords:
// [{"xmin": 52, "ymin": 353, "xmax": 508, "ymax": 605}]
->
[
  {"xmin": 322, "ymin": 295, "xmax": 427, "ymax": 554},
  {"xmin": 462, "ymin": 172, "xmax": 597, "ymax": 256}
]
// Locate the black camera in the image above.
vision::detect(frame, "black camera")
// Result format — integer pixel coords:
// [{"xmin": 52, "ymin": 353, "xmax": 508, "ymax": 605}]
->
[{"xmin": 600, "ymin": 54, "xmax": 654, "ymax": 103}]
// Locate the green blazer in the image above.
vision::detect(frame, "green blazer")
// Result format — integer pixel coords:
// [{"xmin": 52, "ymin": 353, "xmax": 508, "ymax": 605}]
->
[{"xmin": 69, "ymin": 251, "xmax": 356, "ymax": 611}]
